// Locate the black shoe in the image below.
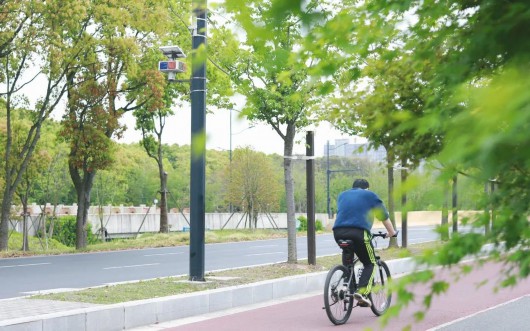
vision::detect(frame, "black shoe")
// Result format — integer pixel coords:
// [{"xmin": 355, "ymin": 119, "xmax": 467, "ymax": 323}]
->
[{"xmin": 353, "ymin": 292, "xmax": 371, "ymax": 307}]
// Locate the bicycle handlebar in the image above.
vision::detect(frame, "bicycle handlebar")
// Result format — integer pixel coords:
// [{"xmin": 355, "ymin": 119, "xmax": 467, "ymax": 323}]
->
[{"xmin": 372, "ymin": 230, "xmax": 399, "ymax": 239}]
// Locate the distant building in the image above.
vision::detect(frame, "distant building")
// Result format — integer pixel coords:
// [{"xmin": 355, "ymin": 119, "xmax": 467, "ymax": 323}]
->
[{"xmin": 324, "ymin": 139, "xmax": 386, "ymax": 163}]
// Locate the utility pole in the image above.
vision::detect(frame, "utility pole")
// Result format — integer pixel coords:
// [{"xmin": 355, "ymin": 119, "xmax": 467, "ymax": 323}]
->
[
  {"xmin": 189, "ymin": 0, "xmax": 207, "ymax": 281},
  {"xmin": 326, "ymin": 140, "xmax": 331, "ymax": 218},
  {"xmin": 306, "ymin": 131, "xmax": 316, "ymax": 265}
]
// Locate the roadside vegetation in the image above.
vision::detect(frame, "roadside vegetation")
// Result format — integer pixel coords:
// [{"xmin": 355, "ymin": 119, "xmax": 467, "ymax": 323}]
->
[{"xmin": 31, "ymin": 241, "xmax": 439, "ymax": 304}]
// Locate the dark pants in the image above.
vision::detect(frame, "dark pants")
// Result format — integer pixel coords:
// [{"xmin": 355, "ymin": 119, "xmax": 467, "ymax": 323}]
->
[{"xmin": 333, "ymin": 227, "xmax": 376, "ymax": 295}]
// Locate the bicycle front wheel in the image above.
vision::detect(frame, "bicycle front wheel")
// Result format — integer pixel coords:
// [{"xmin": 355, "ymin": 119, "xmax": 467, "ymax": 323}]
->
[
  {"xmin": 324, "ymin": 265, "xmax": 353, "ymax": 325},
  {"xmin": 369, "ymin": 260, "xmax": 392, "ymax": 316}
]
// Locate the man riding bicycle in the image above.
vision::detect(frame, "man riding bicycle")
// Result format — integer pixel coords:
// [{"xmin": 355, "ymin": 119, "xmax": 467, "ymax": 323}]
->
[{"xmin": 332, "ymin": 178, "xmax": 397, "ymax": 307}]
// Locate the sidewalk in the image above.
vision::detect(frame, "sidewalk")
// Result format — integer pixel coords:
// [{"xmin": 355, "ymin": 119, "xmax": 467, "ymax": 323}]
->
[{"xmin": 0, "ymin": 258, "xmax": 417, "ymax": 331}]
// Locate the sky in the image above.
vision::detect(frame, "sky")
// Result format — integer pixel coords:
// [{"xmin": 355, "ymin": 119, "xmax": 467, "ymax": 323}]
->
[
  {"xmin": 17, "ymin": 69, "xmax": 357, "ymax": 157},
  {"xmin": 119, "ymin": 104, "xmax": 359, "ymax": 157}
]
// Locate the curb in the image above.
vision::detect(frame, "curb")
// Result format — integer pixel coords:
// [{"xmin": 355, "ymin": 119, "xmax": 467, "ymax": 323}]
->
[
  {"xmin": 2, "ymin": 242, "xmax": 497, "ymax": 331},
  {"xmin": 0, "ymin": 257, "xmax": 416, "ymax": 331}
]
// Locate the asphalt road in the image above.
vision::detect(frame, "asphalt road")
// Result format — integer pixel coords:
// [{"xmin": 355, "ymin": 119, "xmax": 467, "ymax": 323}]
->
[
  {"xmin": 160, "ymin": 261, "xmax": 530, "ymax": 331},
  {"xmin": 0, "ymin": 226, "xmax": 439, "ymax": 299}
]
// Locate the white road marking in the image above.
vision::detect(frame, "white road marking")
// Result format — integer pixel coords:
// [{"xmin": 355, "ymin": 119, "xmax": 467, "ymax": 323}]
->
[
  {"xmin": 103, "ymin": 263, "xmax": 160, "ymax": 270},
  {"xmin": 143, "ymin": 252, "xmax": 183, "ymax": 257},
  {"xmin": 0, "ymin": 263, "xmax": 50, "ymax": 269},
  {"xmin": 409, "ymin": 240, "xmax": 436, "ymax": 244},
  {"xmin": 427, "ymin": 294, "xmax": 530, "ymax": 330},
  {"xmin": 23, "ymin": 288, "xmax": 79, "ymax": 295},
  {"xmin": 246, "ymin": 252, "xmax": 284, "ymax": 257}
]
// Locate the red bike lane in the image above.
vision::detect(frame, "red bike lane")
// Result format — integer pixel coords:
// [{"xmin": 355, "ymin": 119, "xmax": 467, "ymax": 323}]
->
[{"xmin": 163, "ymin": 260, "xmax": 530, "ymax": 331}]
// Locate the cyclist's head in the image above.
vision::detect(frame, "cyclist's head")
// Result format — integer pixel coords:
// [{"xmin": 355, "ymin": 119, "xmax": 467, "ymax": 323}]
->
[{"xmin": 352, "ymin": 178, "xmax": 369, "ymax": 189}]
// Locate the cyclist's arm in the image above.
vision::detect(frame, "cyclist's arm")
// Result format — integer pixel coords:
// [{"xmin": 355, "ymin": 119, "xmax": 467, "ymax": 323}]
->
[{"xmin": 382, "ymin": 219, "xmax": 397, "ymax": 237}]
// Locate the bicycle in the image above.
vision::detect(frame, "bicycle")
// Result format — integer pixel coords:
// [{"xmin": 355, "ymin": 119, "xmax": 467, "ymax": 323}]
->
[{"xmin": 323, "ymin": 231, "xmax": 398, "ymax": 325}]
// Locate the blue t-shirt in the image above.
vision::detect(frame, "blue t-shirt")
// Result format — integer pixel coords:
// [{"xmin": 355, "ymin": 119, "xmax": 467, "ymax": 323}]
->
[{"xmin": 332, "ymin": 188, "xmax": 390, "ymax": 232}]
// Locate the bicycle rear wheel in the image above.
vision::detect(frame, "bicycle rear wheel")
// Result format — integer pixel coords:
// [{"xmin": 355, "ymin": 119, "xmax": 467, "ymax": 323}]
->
[
  {"xmin": 369, "ymin": 260, "xmax": 392, "ymax": 316},
  {"xmin": 324, "ymin": 265, "xmax": 353, "ymax": 325}
]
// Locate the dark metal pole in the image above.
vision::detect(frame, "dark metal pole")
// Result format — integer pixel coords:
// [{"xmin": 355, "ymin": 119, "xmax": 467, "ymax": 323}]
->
[
  {"xmin": 400, "ymin": 165, "xmax": 407, "ymax": 248},
  {"xmin": 229, "ymin": 109, "xmax": 232, "ymax": 213},
  {"xmin": 189, "ymin": 0, "xmax": 207, "ymax": 281},
  {"xmin": 326, "ymin": 140, "xmax": 330, "ymax": 218},
  {"xmin": 452, "ymin": 175, "xmax": 458, "ymax": 233},
  {"xmin": 306, "ymin": 131, "xmax": 316, "ymax": 265}
]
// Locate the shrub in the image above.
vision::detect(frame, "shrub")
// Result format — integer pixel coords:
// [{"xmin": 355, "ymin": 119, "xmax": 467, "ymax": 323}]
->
[
  {"xmin": 297, "ymin": 215, "xmax": 323, "ymax": 232},
  {"xmin": 52, "ymin": 216, "xmax": 98, "ymax": 247}
]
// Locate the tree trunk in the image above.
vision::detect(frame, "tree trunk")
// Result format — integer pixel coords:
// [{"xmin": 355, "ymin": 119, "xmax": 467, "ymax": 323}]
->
[
  {"xmin": 452, "ymin": 175, "xmax": 458, "ymax": 233},
  {"xmin": 70, "ymin": 164, "xmax": 96, "ymax": 250},
  {"xmin": 18, "ymin": 184, "xmax": 31, "ymax": 251},
  {"xmin": 98, "ymin": 206, "xmax": 105, "ymax": 241},
  {"xmin": 20, "ymin": 199, "xmax": 30, "ymax": 251},
  {"xmin": 0, "ymin": 191, "xmax": 12, "ymax": 250},
  {"xmin": 284, "ymin": 124, "xmax": 297, "ymax": 263},
  {"xmin": 441, "ymin": 180, "xmax": 450, "ymax": 241},
  {"xmin": 0, "ymin": 106, "xmax": 42, "ymax": 249},
  {"xmin": 159, "ymin": 170, "xmax": 169, "ymax": 233},
  {"xmin": 490, "ymin": 180, "xmax": 496, "ymax": 230},
  {"xmin": 252, "ymin": 202, "xmax": 258, "ymax": 229},
  {"xmin": 386, "ymin": 148, "xmax": 398, "ymax": 248},
  {"xmin": 484, "ymin": 182, "xmax": 490, "ymax": 234},
  {"xmin": 400, "ymin": 158, "xmax": 408, "ymax": 248}
]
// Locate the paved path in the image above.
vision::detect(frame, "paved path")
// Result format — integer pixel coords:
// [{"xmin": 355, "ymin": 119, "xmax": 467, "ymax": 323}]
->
[
  {"xmin": 0, "ymin": 299, "xmax": 99, "ymax": 321},
  {"xmin": 145, "ymin": 260, "xmax": 530, "ymax": 331}
]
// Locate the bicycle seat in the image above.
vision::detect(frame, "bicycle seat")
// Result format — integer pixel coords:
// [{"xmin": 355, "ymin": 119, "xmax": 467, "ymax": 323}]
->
[{"xmin": 337, "ymin": 239, "xmax": 353, "ymax": 248}]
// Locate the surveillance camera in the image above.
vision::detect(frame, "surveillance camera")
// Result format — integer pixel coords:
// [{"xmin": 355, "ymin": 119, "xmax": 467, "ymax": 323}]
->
[{"xmin": 159, "ymin": 46, "xmax": 186, "ymax": 59}]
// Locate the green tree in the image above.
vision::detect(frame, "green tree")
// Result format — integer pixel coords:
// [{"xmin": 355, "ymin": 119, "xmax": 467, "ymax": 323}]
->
[
  {"xmin": 132, "ymin": 1, "xmax": 233, "ymax": 231},
  {"xmin": 31, "ymin": 121, "xmax": 73, "ymax": 208},
  {"xmin": 164, "ymin": 144, "xmax": 191, "ymax": 212},
  {"xmin": 134, "ymin": 74, "xmax": 175, "ymax": 233},
  {"xmin": 219, "ymin": 0, "xmax": 333, "ymax": 263},
  {"xmin": 328, "ymin": 53, "xmax": 441, "ymax": 247},
  {"xmin": 0, "ymin": 1, "xmax": 86, "ymax": 250},
  {"xmin": 205, "ymin": 149, "xmax": 231, "ymax": 212},
  {"xmin": 334, "ymin": 0, "xmax": 530, "ymax": 325},
  {"xmin": 61, "ymin": 1, "xmax": 172, "ymax": 249},
  {"xmin": 129, "ymin": 1, "xmax": 189, "ymax": 233},
  {"xmin": 224, "ymin": 147, "xmax": 282, "ymax": 227},
  {"xmin": 258, "ymin": 0, "xmax": 530, "ymax": 325}
]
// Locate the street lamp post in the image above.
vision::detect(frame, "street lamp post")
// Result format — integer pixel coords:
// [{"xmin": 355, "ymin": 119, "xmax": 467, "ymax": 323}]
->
[
  {"xmin": 158, "ymin": 2, "xmax": 207, "ymax": 282},
  {"xmin": 306, "ymin": 131, "xmax": 316, "ymax": 265},
  {"xmin": 189, "ymin": 1, "xmax": 207, "ymax": 282},
  {"xmin": 326, "ymin": 141, "xmax": 331, "ymax": 218},
  {"xmin": 229, "ymin": 108, "xmax": 232, "ymax": 213}
]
